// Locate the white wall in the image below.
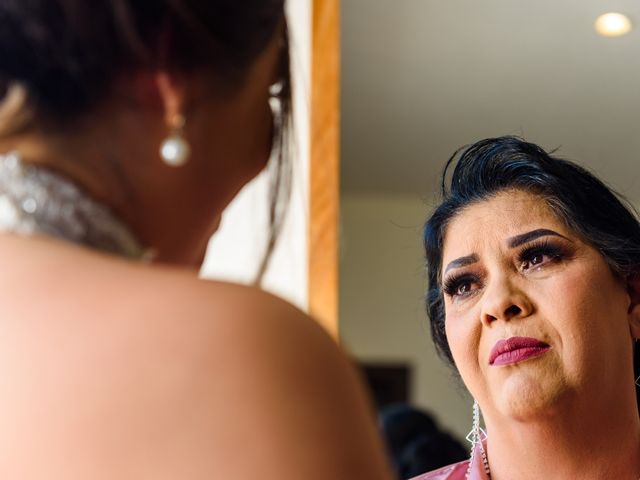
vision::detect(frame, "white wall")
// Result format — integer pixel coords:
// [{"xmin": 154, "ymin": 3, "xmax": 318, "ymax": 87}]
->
[
  {"xmin": 201, "ymin": 1, "xmax": 311, "ymax": 311},
  {"xmin": 339, "ymin": 192, "xmax": 471, "ymax": 440}
]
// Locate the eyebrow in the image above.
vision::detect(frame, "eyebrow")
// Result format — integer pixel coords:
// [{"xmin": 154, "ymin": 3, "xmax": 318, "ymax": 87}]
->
[
  {"xmin": 506, "ymin": 228, "xmax": 571, "ymax": 248},
  {"xmin": 444, "ymin": 254, "xmax": 479, "ymax": 274},
  {"xmin": 443, "ymin": 228, "xmax": 570, "ymax": 274}
]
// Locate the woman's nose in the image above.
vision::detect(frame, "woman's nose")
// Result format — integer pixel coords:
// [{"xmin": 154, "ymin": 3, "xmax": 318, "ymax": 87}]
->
[{"xmin": 480, "ymin": 275, "xmax": 533, "ymax": 326}]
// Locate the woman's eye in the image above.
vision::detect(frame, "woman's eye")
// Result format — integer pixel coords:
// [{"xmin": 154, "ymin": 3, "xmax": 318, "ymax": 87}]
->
[
  {"xmin": 520, "ymin": 244, "xmax": 563, "ymax": 271},
  {"xmin": 530, "ymin": 253, "xmax": 544, "ymax": 266},
  {"xmin": 443, "ymin": 274, "xmax": 480, "ymax": 299},
  {"xmin": 522, "ymin": 253, "xmax": 546, "ymax": 270}
]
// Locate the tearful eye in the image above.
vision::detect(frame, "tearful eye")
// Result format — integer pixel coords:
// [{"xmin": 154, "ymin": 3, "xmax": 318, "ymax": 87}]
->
[
  {"xmin": 519, "ymin": 242, "xmax": 565, "ymax": 272},
  {"xmin": 530, "ymin": 254, "xmax": 544, "ymax": 266},
  {"xmin": 522, "ymin": 254, "xmax": 545, "ymax": 270},
  {"xmin": 443, "ymin": 273, "xmax": 481, "ymax": 299}
]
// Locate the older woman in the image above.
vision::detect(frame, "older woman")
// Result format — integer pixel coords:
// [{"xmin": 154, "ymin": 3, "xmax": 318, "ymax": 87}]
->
[
  {"xmin": 417, "ymin": 136, "xmax": 640, "ymax": 479},
  {"xmin": 0, "ymin": 2, "xmax": 392, "ymax": 479}
]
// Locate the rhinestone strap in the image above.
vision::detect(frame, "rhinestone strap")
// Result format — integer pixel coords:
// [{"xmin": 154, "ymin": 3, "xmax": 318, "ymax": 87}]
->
[{"xmin": 0, "ymin": 151, "xmax": 148, "ymax": 259}]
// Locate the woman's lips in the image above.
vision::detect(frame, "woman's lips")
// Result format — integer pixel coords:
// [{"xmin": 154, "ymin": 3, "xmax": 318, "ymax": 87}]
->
[{"xmin": 489, "ymin": 336, "xmax": 550, "ymax": 366}]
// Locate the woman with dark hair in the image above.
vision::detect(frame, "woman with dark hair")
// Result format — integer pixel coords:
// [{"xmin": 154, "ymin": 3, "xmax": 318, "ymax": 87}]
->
[
  {"xmin": 417, "ymin": 136, "xmax": 640, "ymax": 479},
  {"xmin": 0, "ymin": 2, "xmax": 393, "ymax": 479}
]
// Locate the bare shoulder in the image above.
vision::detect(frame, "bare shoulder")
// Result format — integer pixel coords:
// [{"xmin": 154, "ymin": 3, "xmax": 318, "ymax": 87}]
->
[
  {"xmin": 0, "ymin": 233, "xmax": 339, "ymax": 402},
  {"xmin": 0, "ymin": 235, "xmax": 393, "ymax": 480},
  {"xmin": 0, "ymin": 232, "xmax": 306, "ymax": 328},
  {"xmin": 0, "ymin": 233, "xmax": 336, "ymax": 376}
]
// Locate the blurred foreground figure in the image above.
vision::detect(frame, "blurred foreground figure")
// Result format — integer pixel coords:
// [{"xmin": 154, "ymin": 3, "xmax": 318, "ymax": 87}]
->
[
  {"xmin": 0, "ymin": 2, "xmax": 393, "ymax": 479},
  {"xmin": 379, "ymin": 404, "xmax": 466, "ymax": 479}
]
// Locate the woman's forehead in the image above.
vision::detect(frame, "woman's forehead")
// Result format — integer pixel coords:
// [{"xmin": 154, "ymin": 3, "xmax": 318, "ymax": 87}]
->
[{"xmin": 441, "ymin": 190, "xmax": 567, "ymax": 259}]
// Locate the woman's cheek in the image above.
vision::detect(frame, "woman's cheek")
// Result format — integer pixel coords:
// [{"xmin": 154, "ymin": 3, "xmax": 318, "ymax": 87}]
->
[{"xmin": 445, "ymin": 311, "xmax": 478, "ymax": 369}]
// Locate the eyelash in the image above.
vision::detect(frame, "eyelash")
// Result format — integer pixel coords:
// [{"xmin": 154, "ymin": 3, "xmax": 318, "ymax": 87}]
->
[
  {"xmin": 443, "ymin": 273, "xmax": 480, "ymax": 298},
  {"xmin": 518, "ymin": 240, "xmax": 565, "ymax": 271},
  {"xmin": 442, "ymin": 240, "xmax": 567, "ymax": 299}
]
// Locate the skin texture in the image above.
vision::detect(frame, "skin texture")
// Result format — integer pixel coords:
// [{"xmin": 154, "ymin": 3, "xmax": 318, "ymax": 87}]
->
[
  {"xmin": 441, "ymin": 189, "xmax": 640, "ymax": 479},
  {"xmin": 0, "ymin": 28, "xmax": 394, "ymax": 480}
]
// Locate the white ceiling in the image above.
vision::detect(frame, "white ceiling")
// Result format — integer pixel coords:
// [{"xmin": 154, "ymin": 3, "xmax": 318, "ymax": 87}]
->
[{"xmin": 341, "ymin": 0, "xmax": 640, "ymax": 197}]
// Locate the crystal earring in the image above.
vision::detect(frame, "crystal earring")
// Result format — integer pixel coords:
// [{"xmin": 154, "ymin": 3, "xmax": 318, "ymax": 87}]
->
[
  {"xmin": 465, "ymin": 399, "xmax": 490, "ymax": 478},
  {"xmin": 268, "ymin": 81, "xmax": 283, "ymax": 150},
  {"xmin": 160, "ymin": 114, "xmax": 190, "ymax": 167}
]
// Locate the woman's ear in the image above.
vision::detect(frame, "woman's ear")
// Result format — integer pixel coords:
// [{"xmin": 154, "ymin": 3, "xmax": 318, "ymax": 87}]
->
[
  {"xmin": 627, "ymin": 274, "xmax": 640, "ymax": 339},
  {"xmin": 155, "ymin": 71, "xmax": 188, "ymax": 126}
]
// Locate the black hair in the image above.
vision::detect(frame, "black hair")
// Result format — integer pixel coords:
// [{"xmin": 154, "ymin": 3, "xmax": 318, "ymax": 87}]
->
[
  {"xmin": 379, "ymin": 404, "xmax": 467, "ymax": 479},
  {"xmin": 423, "ymin": 137, "xmax": 640, "ymax": 402},
  {"xmin": 0, "ymin": 0, "xmax": 288, "ymax": 115}
]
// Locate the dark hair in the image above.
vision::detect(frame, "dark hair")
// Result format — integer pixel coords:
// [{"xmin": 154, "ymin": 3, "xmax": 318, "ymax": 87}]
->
[
  {"xmin": 424, "ymin": 136, "xmax": 640, "ymax": 373},
  {"xmin": 379, "ymin": 404, "xmax": 467, "ymax": 479},
  {"xmin": 0, "ymin": 0, "xmax": 292, "ymax": 276},
  {"xmin": 0, "ymin": 0, "xmax": 288, "ymax": 115}
]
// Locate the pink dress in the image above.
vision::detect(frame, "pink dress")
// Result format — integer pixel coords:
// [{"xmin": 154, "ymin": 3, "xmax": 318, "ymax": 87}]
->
[{"xmin": 409, "ymin": 443, "xmax": 490, "ymax": 480}]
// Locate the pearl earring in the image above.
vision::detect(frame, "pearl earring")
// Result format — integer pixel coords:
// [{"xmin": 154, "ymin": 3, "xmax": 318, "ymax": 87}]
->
[{"xmin": 160, "ymin": 114, "xmax": 190, "ymax": 167}]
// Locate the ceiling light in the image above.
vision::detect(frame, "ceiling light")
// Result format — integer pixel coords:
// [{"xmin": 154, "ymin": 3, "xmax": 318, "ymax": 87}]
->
[{"xmin": 595, "ymin": 13, "xmax": 632, "ymax": 37}]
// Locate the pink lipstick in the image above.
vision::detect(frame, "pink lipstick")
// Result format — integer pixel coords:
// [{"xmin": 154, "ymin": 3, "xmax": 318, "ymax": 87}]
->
[{"xmin": 489, "ymin": 336, "xmax": 550, "ymax": 366}]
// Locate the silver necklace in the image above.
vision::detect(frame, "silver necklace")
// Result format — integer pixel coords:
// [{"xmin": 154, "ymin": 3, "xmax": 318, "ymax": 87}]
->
[{"xmin": 0, "ymin": 151, "xmax": 149, "ymax": 259}]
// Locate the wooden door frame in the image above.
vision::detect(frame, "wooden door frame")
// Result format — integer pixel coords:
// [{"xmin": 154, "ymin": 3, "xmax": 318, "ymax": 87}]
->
[{"xmin": 309, "ymin": 0, "xmax": 340, "ymax": 337}]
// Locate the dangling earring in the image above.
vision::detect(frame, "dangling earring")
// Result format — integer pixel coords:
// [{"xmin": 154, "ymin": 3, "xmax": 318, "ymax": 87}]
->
[
  {"xmin": 268, "ymin": 81, "xmax": 283, "ymax": 153},
  {"xmin": 465, "ymin": 399, "xmax": 490, "ymax": 478},
  {"xmin": 160, "ymin": 113, "xmax": 190, "ymax": 167}
]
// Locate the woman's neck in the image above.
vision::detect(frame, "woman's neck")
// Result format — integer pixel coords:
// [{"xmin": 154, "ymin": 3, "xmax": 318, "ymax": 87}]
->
[
  {"xmin": 0, "ymin": 109, "xmax": 220, "ymax": 268},
  {"xmin": 484, "ymin": 391, "xmax": 640, "ymax": 480}
]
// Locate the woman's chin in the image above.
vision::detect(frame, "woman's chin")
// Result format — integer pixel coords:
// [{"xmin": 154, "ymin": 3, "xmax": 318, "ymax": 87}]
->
[{"xmin": 492, "ymin": 371, "xmax": 570, "ymax": 421}]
